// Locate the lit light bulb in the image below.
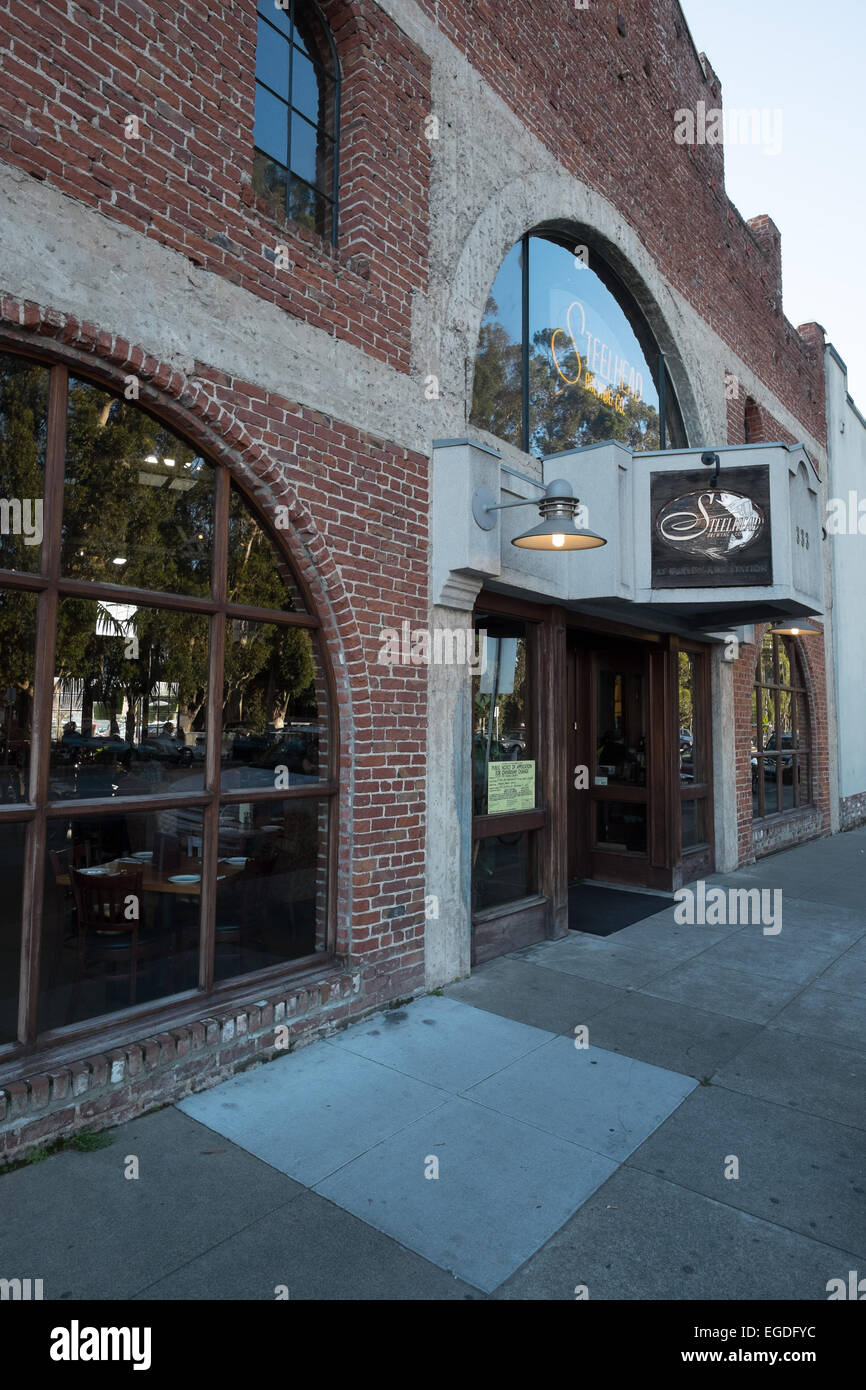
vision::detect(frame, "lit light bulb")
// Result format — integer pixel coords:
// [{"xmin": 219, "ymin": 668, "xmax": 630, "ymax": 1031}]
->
[{"xmin": 551, "ymin": 533, "xmax": 566, "ymax": 549}]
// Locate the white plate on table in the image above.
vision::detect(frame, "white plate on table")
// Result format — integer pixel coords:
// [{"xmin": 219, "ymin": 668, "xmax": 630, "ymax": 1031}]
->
[
  {"xmin": 258, "ymin": 825, "xmax": 281, "ymax": 833},
  {"xmin": 130, "ymin": 851, "xmax": 153, "ymax": 861},
  {"xmin": 223, "ymin": 856, "xmax": 247, "ymax": 866},
  {"xmin": 79, "ymin": 866, "xmax": 109, "ymax": 876},
  {"xmin": 168, "ymin": 874, "xmax": 201, "ymax": 885}
]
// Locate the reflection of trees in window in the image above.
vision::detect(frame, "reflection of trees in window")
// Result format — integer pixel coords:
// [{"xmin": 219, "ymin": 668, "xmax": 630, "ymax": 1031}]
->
[{"xmin": 470, "ymin": 234, "xmax": 680, "ymax": 455}]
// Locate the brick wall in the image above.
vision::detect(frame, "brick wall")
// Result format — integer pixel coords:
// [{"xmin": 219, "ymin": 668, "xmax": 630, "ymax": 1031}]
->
[{"xmin": 0, "ymin": 0, "xmax": 431, "ymax": 372}]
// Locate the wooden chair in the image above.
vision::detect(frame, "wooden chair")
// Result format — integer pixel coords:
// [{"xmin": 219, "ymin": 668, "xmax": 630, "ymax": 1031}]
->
[{"xmin": 68, "ymin": 868, "xmax": 145, "ymax": 1014}]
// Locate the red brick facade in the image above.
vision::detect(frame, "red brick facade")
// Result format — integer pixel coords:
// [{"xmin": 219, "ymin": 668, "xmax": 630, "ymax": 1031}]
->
[{"xmin": 0, "ymin": 0, "xmax": 832, "ymax": 1154}]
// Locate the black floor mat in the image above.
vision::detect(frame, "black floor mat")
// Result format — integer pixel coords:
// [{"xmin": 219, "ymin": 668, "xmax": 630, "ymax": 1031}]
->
[{"xmin": 568, "ymin": 883, "xmax": 673, "ymax": 937}]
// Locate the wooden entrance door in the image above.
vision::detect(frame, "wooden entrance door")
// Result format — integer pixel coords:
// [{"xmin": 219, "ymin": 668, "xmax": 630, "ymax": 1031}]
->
[{"xmin": 568, "ymin": 639, "xmax": 672, "ymax": 889}]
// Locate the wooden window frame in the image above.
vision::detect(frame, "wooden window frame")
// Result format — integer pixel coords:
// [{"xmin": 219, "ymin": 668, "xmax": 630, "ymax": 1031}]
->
[
  {"xmin": 0, "ymin": 353, "xmax": 339, "ymax": 1069},
  {"xmin": 752, "ymin": 632, "xmax": 812, "ymax": 820}
]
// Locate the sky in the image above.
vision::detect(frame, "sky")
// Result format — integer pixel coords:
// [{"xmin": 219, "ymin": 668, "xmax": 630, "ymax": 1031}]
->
[{"xmin": 680, "ymin": 0, "xmax": 866, "ymax": 406}]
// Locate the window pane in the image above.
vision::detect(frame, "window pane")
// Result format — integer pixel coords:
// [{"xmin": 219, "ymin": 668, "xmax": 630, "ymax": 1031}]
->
[
  {"xmin": 0, "ymin": 353, "xmax": 49, "ymax": 574},
  {"xmin": 681, "ymin": 799, "xmax": 704, "ymax": 850},
  {"xmin": 777, "ymin": 636, "xmax": 793, "ymax": 687},
  {"xmin": 597, "ymin": 664, "xmax": 646, "ymax": 787},
  {"xmin": 678, "ymin": 651, "xmax": 701, "ymax": 784},
  {"xmin": 764, "ymin": 754, "xmax": 781, "ymax": 814},
  {"xmin": 288, "ymin": 174, "xmax": 329, "ymax": 237},
  {"xmin": 227, "ymin": 486, "xmax": 305, "ymax": 612},
  {"xmin": 62, "ymin": 378, "xmax": 215, "ymax": 597},
  {"xmin": 50, "ymin": 599, "xmax": 209, "ymax": 800},
  {"xmin": 258, "ymin": 0, "xmax": 291, "ymax": 40},
  {"xmin": 0, "ymin": 589, "xmax": 37, "ymax": 803},
  {"xmin": 469, "ymin": 239, "xmax": 523, "ymax": 447},
  {"xmin": 256, "ymin": 15, "xmax": 290, "ymax": 99},
  {"xmin": 596, "ymin": 801, "xmax": 647, "ymax": 853},
  {"xmin": 291, "ymin": 47, "xmax": 321, "ymax": 124},
  {"xmin": 759, "ymin": 633, "xmax": 775, "ymax": 685},
  {"xmin": 0, "ymin": 822, "xmax": 25, "ymax": 1042},
  {"xmin": 222, "ymin": 620, "xmax": 327, "ymax": 790},
  {"xmin": 528, "ymin": 237, "xmax": 662, "ymax": 454},
  {"xmin": 253, "ymin": 150, "xmax": 288, "ymax": 220},
  {"xmin": 38, "ymin": 808, "xmax": 203, "ymax": 1032},
  {"xmin": 472, "ymin": 620, "xmax": 532, "ymax": 816},
  {"xmin": 473, "ymin": 830, "xmax": 534, "ymax": 913},
  {"xmin": 213, "ymin": 796, "xmax": 329, "ymax": 980},
  {"xmin": 254, "ymin": 83, "xmax": 289, "ymax": 166},
  {"xmin": 290, "ymin": 110, "xmax": 318, "ymax": 184}
]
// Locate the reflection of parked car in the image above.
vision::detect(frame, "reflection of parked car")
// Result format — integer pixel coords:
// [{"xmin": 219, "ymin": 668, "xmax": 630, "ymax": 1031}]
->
[
  {"xmin": 135, "ymin": 737, "xmax": 201, "ymax": 767},
  {"xmin": 501, "ymin": 729, "xmax": 527, "ymax": 758},
  {"xmin": 52, "ymin": 734, "xmax": 134, "ymax": 767},
  {"xmin": 751, "ymin": 733, "xmax": 795, "ymax": 791}
]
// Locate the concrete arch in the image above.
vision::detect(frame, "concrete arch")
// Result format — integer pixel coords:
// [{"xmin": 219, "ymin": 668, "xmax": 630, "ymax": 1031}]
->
[
  {"xmin": 440, "ymin": 167, "xmax": 705, "ymax": 448},
  {"xmin": 0, "ymin": 298, "xmax": 361, "ymax": 948}
]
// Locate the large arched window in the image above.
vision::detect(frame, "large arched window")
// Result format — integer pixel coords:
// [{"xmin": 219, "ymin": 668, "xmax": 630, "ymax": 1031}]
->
[
  {"xmin": 0, "ymin": 351, "xmax": 335, "ymax": 1056},
  {"xmin": 751, "ymin": 631, "xmax": 812, "ymax": 818},
  {"xmin": 253, "ymin": 0, "xmax": 340, "ymax": 245},
  {"xmin": 470, "ymin": 233, "xmax": 686, "ymax": 455}
]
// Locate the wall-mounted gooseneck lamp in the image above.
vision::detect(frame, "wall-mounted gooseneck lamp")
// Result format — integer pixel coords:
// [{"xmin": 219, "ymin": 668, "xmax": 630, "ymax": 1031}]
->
[{"xmin": 472, "ymin": 478, "xmax": 606, "ymax": 551}]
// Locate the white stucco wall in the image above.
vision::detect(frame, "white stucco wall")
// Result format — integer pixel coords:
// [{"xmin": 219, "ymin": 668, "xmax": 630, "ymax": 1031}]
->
[{"xmin": 826, "ymin": 346, "xmax": 866, "ymax": 803}]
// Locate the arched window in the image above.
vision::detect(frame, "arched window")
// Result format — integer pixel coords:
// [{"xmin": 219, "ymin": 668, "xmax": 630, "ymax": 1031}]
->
[
  {"xmin": 751, "ymin": 631, "xmax": 812, "ymax": 818},
  {"xmin": 253, "ymin": 0, "xmax": 340, "ymax": 245},
  {"xmin": 0, "ymin": 351, "xmax": 335, "ymax": 1053},
  {"xmin": 470, "ymin": 233, "xmax": 686, "ymax": 455}
]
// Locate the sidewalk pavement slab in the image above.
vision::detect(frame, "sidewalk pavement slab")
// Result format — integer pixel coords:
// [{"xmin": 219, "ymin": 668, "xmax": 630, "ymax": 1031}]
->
[
  {"xmin": 464, "ymin": 1036, "xmax": 695, "ymax": 1161},
  {"xmin": 768, "ymin": 982, "xmax": 866, "ymax": 1052},
  {"xmin": 639, "ymin": 956, "xmax": 810, "ymax": 1023},
  {"xmin": 326, "ymin": 993, "xmax": 554, "ymax": 1090},
  {"xmin": 443, "ymin": 956, "xmax": 626, "ymax": 1035},
  {"xmin": 627, "ymin": 1085, "xmax": 866, "ymax": 1259},
  {"xmin": 133, "ymin": 1188, "xmax": 485, "ymax": 1301},
  {"xmin": 712, "ymin": 1029, "xmax": 866, "ymax": 1129},
  {"xmin": 579, "ymin": 991, "xmax": 763, "ymax": 1078},
  {"xmin": 514, "ymin": 934, "xmax": 682, "ymax": 989},
  {"xmin": 178, "ymin": 1042, "xmax": 449, "ymax": 1187},
  {"xmin": 493, "ymin": 1166, "xmax": 853, "ymax": 1301},
  {"xmin": 314, "ymin": 1096, "xmax": 618, "ymax": 1293},
  {"xmin": 0, "ymin": 1107, "xmax": 301, "ymax": 1301}
]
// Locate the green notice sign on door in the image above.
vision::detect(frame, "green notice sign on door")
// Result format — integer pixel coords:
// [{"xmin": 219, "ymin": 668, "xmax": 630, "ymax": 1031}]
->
[{"xmin": 487, "ymin": 760, "xmax": 536, "ymax": 814}]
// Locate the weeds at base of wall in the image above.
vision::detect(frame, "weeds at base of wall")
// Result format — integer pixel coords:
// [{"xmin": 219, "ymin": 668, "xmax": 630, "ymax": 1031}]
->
[{"xmin": 0, "ymin": 1126, "xmax": 115, "ymax": 1178}]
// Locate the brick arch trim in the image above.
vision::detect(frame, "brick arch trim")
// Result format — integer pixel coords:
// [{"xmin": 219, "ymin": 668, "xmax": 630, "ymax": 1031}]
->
[{"xmin": 0, "ymin": 298, "xmax": 365, "ymax": 948}]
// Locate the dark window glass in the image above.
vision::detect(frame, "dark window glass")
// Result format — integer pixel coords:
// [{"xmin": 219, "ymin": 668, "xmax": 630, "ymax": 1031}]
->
[
  {"xmin": 0, "ymin": 590, "xmax": 37, "ymax": 803},
  {"xmin": 752, "ymin": 632, "xmax": 811, "ymax": 819},
  {"xmin": 473, "ymin": 831, "xmax": 535, "ymax": 913},
  {"xmin": 227, "ymin": 486, "xmax": 305, "ymax": 612},
  {"xmin": 596, "ymin": 801, "xmax": 648, "ymax": 854},
  {"xmin": 213, "ymin": 797, "xmax": 329, "ymax": 981},
  {"xmin": 252, "ymin": 0, "xmax": 339, "ymax": 243},
  {"xmin": 38, "ymin": 808, "xmax": 202, "ymax": 1032},
  {"xmin": 0, "ymin": 353, "xmax": 49, "ymax": 574},
  {"xmin": 0, "ymin": 822, "xmax": 25, "ymax": 1042}
]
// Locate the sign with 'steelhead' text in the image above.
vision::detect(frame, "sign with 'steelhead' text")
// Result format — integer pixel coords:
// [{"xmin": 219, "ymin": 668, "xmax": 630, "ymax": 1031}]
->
[{"xmin": 651, "ymin": 466, "xmax": 772, "ymax": 587}]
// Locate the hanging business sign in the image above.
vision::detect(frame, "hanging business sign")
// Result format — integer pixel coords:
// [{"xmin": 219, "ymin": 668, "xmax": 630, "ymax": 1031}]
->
[
  {"xmin": 650, "ymin": 466, "xmax": 772, "ymax": 587},
  {"xmin": 487, "ymin": 760, "xmax": 536, "ymax": 814}
]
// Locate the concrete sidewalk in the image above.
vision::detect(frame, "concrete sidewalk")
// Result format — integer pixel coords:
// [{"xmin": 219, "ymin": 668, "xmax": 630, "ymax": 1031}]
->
[{"xmin": 2, "ymin": 829, "xmax": 865, "ymax": 1299}]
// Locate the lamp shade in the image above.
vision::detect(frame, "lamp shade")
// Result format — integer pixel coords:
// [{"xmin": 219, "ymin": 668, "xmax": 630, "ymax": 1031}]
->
[
  {"xmin": 768, "ymin": 620, "xmax": 820, "ymax": 637},
  {"xmin": 512, "ymin": 516, "xmax": 607, "ymax": 550},
  {"xmin": 512, "ymin": 476, "xmax": 606, "ymax": 550}
]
